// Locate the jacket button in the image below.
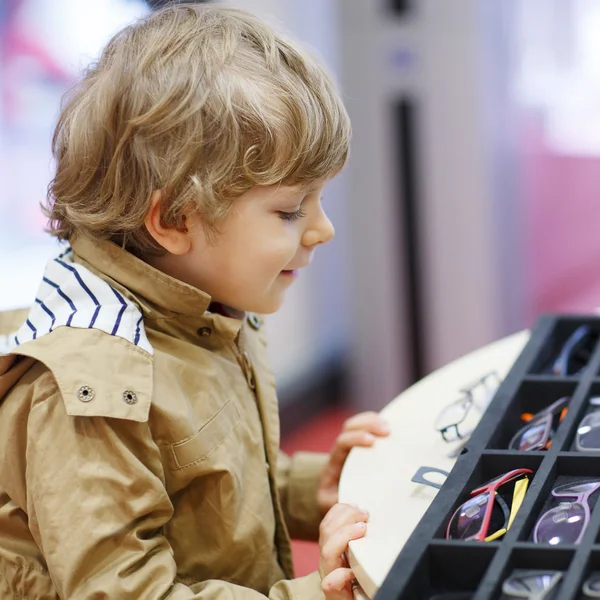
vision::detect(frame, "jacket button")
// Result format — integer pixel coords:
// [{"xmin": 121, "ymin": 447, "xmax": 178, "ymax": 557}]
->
[
  {"xmin": 123, "ymin": 390, "xmax": 138, "ymax": 405},
  {"xmin": 197, "ymin": 327, "xmax": 212, "ymax": 337},
  {"xmin": 247, "ymin": 314, "xmax": 261, "ymax": 330},
  {"xmin": 77, "ymin": 385, "xmax": 95, "ymax": 403}
]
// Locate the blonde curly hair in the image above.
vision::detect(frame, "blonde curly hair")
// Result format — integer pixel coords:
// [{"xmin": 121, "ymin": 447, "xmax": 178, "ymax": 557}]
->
[{"xmin": 45, "ymin": 3, "xmax": 351, "ymax": 255}]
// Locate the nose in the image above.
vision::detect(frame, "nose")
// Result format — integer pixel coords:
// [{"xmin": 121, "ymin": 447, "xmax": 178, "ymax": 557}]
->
[{"xmin": 301, "ymin": 206, "xmax": 335, "ymax": 249}]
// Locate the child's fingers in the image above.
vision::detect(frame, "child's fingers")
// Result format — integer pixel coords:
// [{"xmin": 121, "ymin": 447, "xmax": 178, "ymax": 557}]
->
[
  {"xmin": 320, "ymin": 503, "xmax": 369, "ymax": 540},
  {"xmin": 321, "ymin": 567, "xmax": 355, "ymax": 600},
  {"xmin": 336, "ymin": 430, "xmax": 380, "ymax": 448},
  {"xmin": 321, "ymin": 521, "xmax": 367, "ymax": 573},
  {"xmin": 342, "ymin": 412, "xmax": 391, "ymax": 436}
]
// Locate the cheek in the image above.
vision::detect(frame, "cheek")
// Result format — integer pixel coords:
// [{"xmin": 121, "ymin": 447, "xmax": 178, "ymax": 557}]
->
[
  {"xmin": 268, "ymin": 243, "xmax": 299, "ymax": 273},
  {"xmin": 251, "ymin": 230, "xmax": 299, "ymax": 266},
  {"xmin": 217, "ymin": 244, "xmax": 285, "ymax": 287},
  {"xmin": 222, "ymin": 219, "xmax": 301, "ymax": 282}
]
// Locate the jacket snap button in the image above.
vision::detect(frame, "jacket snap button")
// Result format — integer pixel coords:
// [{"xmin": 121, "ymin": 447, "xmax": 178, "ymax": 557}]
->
[
  {"xmin": 247, "ymin": 314, "xmax": 261, "ymax": 330},
  {"xmin": 77, "ymin": 385, "xmax": 95, "ymax": 403},
  {"xmin": 123, "ymin": 390, "xmax": 138, "ymax": 405},
  {"xmin": 197, "ymin": 327, "xmax": 212, "ymax": 337}
]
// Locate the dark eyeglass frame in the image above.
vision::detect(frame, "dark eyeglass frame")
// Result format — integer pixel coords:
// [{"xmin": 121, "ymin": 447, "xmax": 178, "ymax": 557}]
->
[
  {"xmin": 533, "ymin": 480, "xmax": 600, "ymax": 545},
  {"xmin": 508, "ymin": 396, "xmax": 570, "ymax": 452},
  {"xmin": 446, "ymin": 468, "xmax": 532, "ymax": 542},
  {"xmin": 435, "ymin": 371, "xmax": 501, "ymax": 443},
  {"xmin": 501, "ymin": 569, "xmax": 563, "ymax": 600},
  {"xmin": 552, "ymin": 325, "xmax": 597, "ymax": 376}
]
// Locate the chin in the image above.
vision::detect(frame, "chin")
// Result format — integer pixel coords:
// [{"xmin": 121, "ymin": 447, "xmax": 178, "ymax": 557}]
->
[
  {"xmin": 226, "ymin": 289, "xmax": 287, "ymax": 315},
  {"xmin": 250, "ymin": 295, "xmax": 286, "ymax": 315},
  {"xmin": 259, "ymin": 305, "xmax": 282, "ymax": 315},
  {"xmin": 250, "ymin": 301, "xmax": 283, "ymax": 315}
]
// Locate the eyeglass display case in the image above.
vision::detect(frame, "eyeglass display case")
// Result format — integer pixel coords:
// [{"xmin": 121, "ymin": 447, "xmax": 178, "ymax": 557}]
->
[{"xmin": 377, "ymin": 315, "xmax": 600, "ymax": 599}]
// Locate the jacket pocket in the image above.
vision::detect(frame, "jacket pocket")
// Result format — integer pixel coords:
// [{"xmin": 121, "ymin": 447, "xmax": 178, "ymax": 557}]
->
[{"xmin": 168, "ymin": 399, "xmax": 241, "ymax": 470}]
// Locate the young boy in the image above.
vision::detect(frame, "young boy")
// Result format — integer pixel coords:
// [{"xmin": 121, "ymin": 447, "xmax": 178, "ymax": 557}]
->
[{"xmin": 0, "ymin": 5, "xmax": 389, "ymax": 599}]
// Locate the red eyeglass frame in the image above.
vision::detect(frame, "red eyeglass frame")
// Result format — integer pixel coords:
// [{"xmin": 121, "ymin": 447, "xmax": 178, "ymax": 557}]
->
[{"xmin": 446, "ymin": 468, "xmax": 533, "ymax": 542}]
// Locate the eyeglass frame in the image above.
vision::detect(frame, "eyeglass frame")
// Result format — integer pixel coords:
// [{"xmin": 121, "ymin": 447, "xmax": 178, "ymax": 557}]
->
[
  {"xmin": 508, "ymin": 396, "xmax": 570, "ymax": 452},
  {"xmin": 533, "ymin": 480, "xmax": 600, "ymax": 545},
  {"xmin": 446, "ymin": 468, "xmax": 532, "ymax": 542},
  {"xmin": 435, "ymin": 371, "xmax": 501, "ymax": 443},
  {"xmin": 501, "ymin": 569, "xmax": 563, "ymax": 600},
  {"xmin": 575, "ymin": 397, "xmax": 600, "ymax": 453},
  {"xmin": 552, "ymin": 325, "xmax": 597, "ymax": 376}
]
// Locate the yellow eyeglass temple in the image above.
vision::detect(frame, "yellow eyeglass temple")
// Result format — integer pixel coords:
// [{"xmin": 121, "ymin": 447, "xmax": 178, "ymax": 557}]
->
[
  {"xmin": 508, "ymin": 477, "xmax": 529, "ymax": 529},
  {"xmin": 483, "ymin": 478, "xmax": 529, "ymax": 542}
]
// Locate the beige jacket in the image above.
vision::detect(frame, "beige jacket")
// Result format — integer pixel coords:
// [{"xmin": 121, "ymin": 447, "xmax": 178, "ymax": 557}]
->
[{"xmin": 0, "ymin": 237, "xmax": 328, "ymax": 599}]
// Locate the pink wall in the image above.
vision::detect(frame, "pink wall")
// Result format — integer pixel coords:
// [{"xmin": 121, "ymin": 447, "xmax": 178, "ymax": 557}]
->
[{"xmin": 522, "ymin": 119, "xmax": 600, "ymax": 324}]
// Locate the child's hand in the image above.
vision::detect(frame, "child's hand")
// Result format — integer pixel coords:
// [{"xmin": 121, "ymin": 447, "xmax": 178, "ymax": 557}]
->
[
  {"xmin": 317, "ymin": 411, "xmax": 390, "ymax": 516},
  {"xmin": 318, "ymin": 502, "xmax": 369, "ymax": 600}
]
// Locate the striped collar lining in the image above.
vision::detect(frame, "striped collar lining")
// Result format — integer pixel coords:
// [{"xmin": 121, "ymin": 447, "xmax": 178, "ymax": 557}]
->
[{"xmin": 0, "ymin": 247, "xmax": 153, "ymax": 355}]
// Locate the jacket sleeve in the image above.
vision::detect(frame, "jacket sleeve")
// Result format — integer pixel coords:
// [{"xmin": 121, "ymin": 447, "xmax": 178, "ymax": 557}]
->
[
  {"xmin": 25, "ymin": 377, "xmax": 324, "ymax": 600},
  {"xmin": 276, "ymin": 450, "xmax": 329, "ymax": 542}
]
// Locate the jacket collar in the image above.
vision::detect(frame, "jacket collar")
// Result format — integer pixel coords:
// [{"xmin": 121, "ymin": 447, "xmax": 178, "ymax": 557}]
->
[
  {"xmin": 70, "ymin": 236, "xmax": 214, "ymax": 319},
  {"xmin": 2, "ymin": 245, "xmax": 154, "ymax": 355},
  {"xmin": 71, "ymin": 236, "xmax": 246, "ymax": 343}
]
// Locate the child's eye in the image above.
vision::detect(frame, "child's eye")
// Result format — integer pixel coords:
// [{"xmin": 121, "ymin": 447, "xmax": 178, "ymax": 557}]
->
[{"xmin": 278, "ymin": 208, "xmax": 307, "ymax": 222}]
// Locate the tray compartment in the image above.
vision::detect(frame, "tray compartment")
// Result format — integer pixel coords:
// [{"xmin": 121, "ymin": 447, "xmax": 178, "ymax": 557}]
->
[
  {"xmin": 486, "ymin": 379, "xmax": 578, "ymax": 451},
  {"xmin": 520, "ymin": 456, "xmax": 600, "ymax": 545},
  {"xmin": 434, "ymin": 453, "xmax": 544, "ymax": 541},
  {"xmin": 564, "ymin": 382, "xmax": 600, "ymax": 453},
  {"xmin": 399, "ymin": 543, "xmax": 497, "ymax": 600},
  {"xmin": 575, "ymin": 551, "xmax": 600, "ymax": 600},
  {"xmin": 490, "ymin": 547, "xmax": 573, "ymax": 600},
  {"xmin": 529, "ymin": 318, "xmax": 600, "ymax": 377}
]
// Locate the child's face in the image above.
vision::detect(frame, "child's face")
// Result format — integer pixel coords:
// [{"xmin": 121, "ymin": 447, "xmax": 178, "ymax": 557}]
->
[{"xmin": 175, "ymin": 180, "xmax": 334, "ymax": 314}]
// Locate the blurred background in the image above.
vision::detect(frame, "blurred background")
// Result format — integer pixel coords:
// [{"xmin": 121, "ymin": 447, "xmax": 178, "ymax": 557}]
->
[
  {"xmin": 5, "ymin": 0, "xmax": 600, "ymax": 413},
  {"xmin": 4, "ymin": 0, "xmax": 600, "ymax": 576}
]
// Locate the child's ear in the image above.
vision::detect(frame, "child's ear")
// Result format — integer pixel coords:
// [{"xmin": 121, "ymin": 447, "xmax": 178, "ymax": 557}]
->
[{"xmin": 145, "ymin": 190, "xmax": 191, "ymax": 255}]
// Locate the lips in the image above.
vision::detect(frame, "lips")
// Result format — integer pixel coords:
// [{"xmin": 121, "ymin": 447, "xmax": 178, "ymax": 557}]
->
[
  {"xmin": 283, "ymin": 263, "xmax": 308, "ymax": 272},
  {"xmin": 281, "ymin": 259, "xmax": 311, "ymax": 276}
]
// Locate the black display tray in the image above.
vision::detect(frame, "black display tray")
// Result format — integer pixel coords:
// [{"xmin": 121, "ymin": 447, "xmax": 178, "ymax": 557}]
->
[{"xmin": 376, "ymin": 314, "xmax": 600, "ymax": 600}]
